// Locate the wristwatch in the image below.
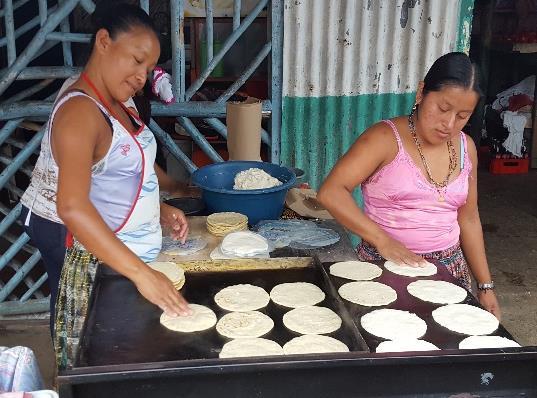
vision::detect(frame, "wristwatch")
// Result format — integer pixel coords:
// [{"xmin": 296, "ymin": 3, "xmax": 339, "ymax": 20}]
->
[{"xmin": 477, "ymin": 281, "xmax": 495, "ymax": 291}]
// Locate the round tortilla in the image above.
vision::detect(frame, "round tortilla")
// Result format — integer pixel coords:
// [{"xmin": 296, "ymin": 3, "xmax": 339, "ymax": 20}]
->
[
  {"xmin": 160, "ymin": 304, "xmax": 216, "ymax": 332},
  {"xmin": 384, "ymin": 260, "xmax": 437, "ymax": 277},
  {"xmin": 219, "ymin": 338, "xmax": 284, "ymax": 358},
  {"xmin": 459, "ymin": 336, "xmax": 520, "ymax": 350},
  {"xmin": 432, "ymin": 304, "xmax": 499, "ymax": 335},
  {"xmin": 338, "ymin": 281, "xmax": 397, "ymax": 306},
  {"xmin": 214, "ymin": 284, "xmax": 270, "ymax": 311},
  {"xmin": 270, "ymin": 282, "xmax": 325, "ymax": 308},
  {"xmin": 283, "ymin": 335, "xmax": 349, "ymax": 355},
  {"xmin": 361, "ymin": 309, "xmax": 427, "ymax": 340},
  {"xmin": 283, "ymin": 306, "xmax": 342, "ymax": 335},
  {"xmin": 376, "ymin": 339, "xmax": 440, "ymax": 353},
  {"xmin": 407, "ymin": 280, "xmax": 467, "ymax": 304},
  {"xmin": 216, "ymin": 311, "xmax": 274, "ymax": 339},
  {"xmin": 329, "ymin": 261, "xmax": 382, "ymax": 281}
]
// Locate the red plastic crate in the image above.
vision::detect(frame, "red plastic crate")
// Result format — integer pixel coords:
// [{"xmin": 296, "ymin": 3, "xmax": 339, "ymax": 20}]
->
[{"xmin": 489, "ymin": 157, "xmax": 529, "ymax": 175}]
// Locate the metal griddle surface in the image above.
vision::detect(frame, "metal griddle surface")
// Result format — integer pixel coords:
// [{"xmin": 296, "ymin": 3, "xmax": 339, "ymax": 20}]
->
[
  {"xmin": 323, "ymin": 260, "xmax": 514, "ymax": 352},
  {"xmin": 77, "ymin": 262, "xmax": 368, "ymax": 367}
]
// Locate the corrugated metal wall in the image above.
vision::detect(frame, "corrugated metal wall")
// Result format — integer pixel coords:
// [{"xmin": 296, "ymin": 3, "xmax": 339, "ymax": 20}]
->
[{"xmin": 281, "ymin": 0, "xmax": 474, "ymax": 191}]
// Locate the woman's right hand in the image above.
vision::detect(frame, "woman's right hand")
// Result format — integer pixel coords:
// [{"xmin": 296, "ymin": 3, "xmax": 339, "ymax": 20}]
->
[
  {"xmin": 133, "ymin": 267, "xmax": 192, "ymax": 317},
  {"xmin": 375, "ymin": 236, "xmax": 427, "ymax": 267}
]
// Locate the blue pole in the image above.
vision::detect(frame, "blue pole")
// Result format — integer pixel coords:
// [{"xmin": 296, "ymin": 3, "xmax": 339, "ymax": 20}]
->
[
  {"xmin": 177, "ymin": 116, "xmax": 224, "ymax": 163},
  {"xmin": 140, "ymin": 0, "xmax": 149, "ymax": 13},
  {"xmin": 38, "ymin": 0, "xmax": 47, "ymax": 26},
  {"xmin": 79, "ymin": 0, "xmax": 95, "ymax": 13},
  {"xmin": 0, "ymin": 129, "xmax": 44, "ymax": 190},
  {"xmin": 47, "ymin": 32, "xmax": 91, "ymax": 43},
  {"xmin": 4, "ymin": 0, "xmax": 16, "ymax": 65},
  {"xmin": 149, "ymin": 119, "xmax": 197, "ymax": 173},
  {"xmin": 0, "ymin": 119, "xmax": 22, "ymax": 146},
  {"xmin": 205, "ymin": 0, "xmax": 214, "ymax": 62},
  {"xmin": 20, "ymin": 272, "xmax": 47, "ymax": 302},
  {"xmin": 0, "ymin": 0, "xmax": 79, "ymax": 96},
  {"xmin": 185, "ymin": 0, "xmax": 269, "ymax": 101},
  {"xmin": 4, "ymin": 66, "xmax": 81, "ymax": 80},
  {"xmin": 3, "ymin": 79, "xmax": 54, "ymax": 103},
  {"xmin": 0, "ymin": 234, "xmax": 31, "ymax": 273},
  {"xmin": 0, "ymin": 251, "xmax": 41, "ymax": 302},
  {"xmin": 170, "ymin": 0, "xmax": 185, "ymax": 102},
  {"xmin": 0, "ymin": 0, "xmax": 31, "ymax": 18},
  {"xmin": 233, "ymin": 0, "xmax": 241, "ymax": 30},
  {"xmin": 0, "ymin": 11, "xmax": 52, "ymax": 48},
  {"xmin": 0, "ymin": 203, "xmax": 22, "ymax": 237},
  {"xmin": 270, "ymin": 0, "xmax": 284, "ymax": 164}
]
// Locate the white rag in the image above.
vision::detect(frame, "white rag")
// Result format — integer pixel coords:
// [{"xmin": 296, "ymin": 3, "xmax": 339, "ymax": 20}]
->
[
  {"xmin": 501, "ymin": 111, "xmax": 527, "ymax": 157},
  {"xmin": 152, "ymin": 67, "xmax": 175, "ymax": 104},
  {"xmin": 492, "ymin": 75, "xmax": 535, "ymax": 111}
]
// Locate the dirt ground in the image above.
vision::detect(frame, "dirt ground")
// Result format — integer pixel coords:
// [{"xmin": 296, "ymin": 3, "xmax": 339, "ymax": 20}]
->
[{"xmin": 1, "ymin": 169, "xmax": 536, "ymax": 389}]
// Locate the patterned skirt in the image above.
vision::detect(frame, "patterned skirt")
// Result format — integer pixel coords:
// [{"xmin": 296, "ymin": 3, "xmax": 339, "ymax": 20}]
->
[
  {"xmin": 356, "ymin": 241, "xmax": 472, "ymax": 292},
  {"xmin": 53, "ymin": 240, "xmax": 99, "ymax": 370}
]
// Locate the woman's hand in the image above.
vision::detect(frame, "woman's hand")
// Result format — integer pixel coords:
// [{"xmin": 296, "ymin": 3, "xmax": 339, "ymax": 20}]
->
[
  {"xmin": 375, "ymin": 236, "xmax": 428, "ymax": 267},
  {"xmin": 133, "ymin": 266, "xmax": 192, "ymax": 317},
  {"xmin": 160, "ymin": 203, "xmax": 189, "ymax": 243},
  {"xmin": 477, "ymin": 290, "xmax": 501, "ymax": 320}
]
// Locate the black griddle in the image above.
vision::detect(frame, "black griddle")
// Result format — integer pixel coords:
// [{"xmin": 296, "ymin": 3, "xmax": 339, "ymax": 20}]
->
[
  {"xmin": 323, "ymin": 260, "xmax": 515, "ymax": 351},
  {"xmin": 78, "ymin": 261, "xmax": 368, "ymax": 367},
  {"xmin": 59, "ymin": 258, "xmax": 537, "ymax": 398}
]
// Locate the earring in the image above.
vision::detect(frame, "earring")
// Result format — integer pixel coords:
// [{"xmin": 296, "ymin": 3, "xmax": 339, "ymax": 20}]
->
[{"xmin": 410, "ymin": 103, "xmax": 418, "ymax": 117}]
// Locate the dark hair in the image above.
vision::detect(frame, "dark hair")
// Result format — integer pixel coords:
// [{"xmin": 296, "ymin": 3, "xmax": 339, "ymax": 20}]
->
[
  {"xmin": 90, "ymin": 3, "xmax": 159, "ymax": 46},
  {"xmin": 423, "ymin": 52, "xmax": 482, "ymax": 97}
]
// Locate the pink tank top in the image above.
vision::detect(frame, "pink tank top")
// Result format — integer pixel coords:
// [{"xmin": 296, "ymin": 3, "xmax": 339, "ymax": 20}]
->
[{"xmin": 361, "ymin": 119, "xmax": 472, "ymax": 254}]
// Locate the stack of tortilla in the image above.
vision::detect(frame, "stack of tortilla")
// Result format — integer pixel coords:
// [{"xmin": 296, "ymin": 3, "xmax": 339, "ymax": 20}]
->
[
  {"xmin": 148, "ymin": 261, "xmax": 186, "ymax": 290},
  {"xmin": 206, "ymin": 212, "xmax": 248, "ymax": 236}
]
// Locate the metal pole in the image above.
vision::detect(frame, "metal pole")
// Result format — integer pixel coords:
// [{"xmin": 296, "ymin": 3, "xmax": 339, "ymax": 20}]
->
[
  {"xmin": 149, "ymin": 119, "xmax": 197, "ymax": 173},
  {"xmin": 0, "ymin": 119, "xmax": 22, "ymax": 146},
  {"xmin": 185, "ymin": 0, "xmax": 269, "ymax": 101},
  {"xmin": 205, "ymin": 0, "xmax": 214, "ymax": 62},
  {"xmin": 2, "ymin": 79, "xmax": 54, "ymax": 103},
  {"xmin": 4, "ymin": 0, "xmax": 17, "ymax": 65},
  {"xmin": 38, "ymin": 0, "xmax": 47, "ymax": 26},
  {"xmin": 140, "ymin": 0, "xmax": 149, "ymax": 13},
  {"xmin": 47, "ymin": 32, "xmax": 91, "ymax": 43},
  {"xmin": 233, "ymin": 0, "xmax": 241, "ymax": 30},
  {"xmin": 4, "ymin": 66, "xmax": 81, "ymax": 80},
  {"xmin": 0, "ymin": 203, "xmax": 22, "ymax": 237},
  {"xmin": 170, "ymin": 0, "xmax": 185, "ymax": 102},
  {"xmin": 0, "ymin": 0, "xmax": 79, "ymax": 96},
  {"xmin": 0, "ymin": 0, "xmax": 31, "ymax": 18},
  {"xmin": 177, "ymin": 116, "xmax": 224, "ymax": 163},
  {"xmin": 59, "ymin": 0, "xmax": 74, "ymax": 66},
  {"xmin": 0, "ymin": 251, "xmax": 41, "ymax": 301},
  {"xmin": 270, "ymin": 0, "xmax": 283, "ymax": 164}
]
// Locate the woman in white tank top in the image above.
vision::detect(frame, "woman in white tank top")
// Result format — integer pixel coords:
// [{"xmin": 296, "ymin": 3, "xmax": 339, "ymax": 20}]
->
[{"xmin": 19, "ymin": 3, "xmax": 192, "ymax": 369}]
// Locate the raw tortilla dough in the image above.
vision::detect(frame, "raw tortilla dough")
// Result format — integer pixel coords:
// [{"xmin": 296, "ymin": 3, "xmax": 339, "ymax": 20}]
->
[
  {"xmin": 270, "ymin": 282, "xmax": 325, "ymax": 308},
  {"xmin": 459, "ymin": 336, "xmax": 520, "ymax": 350},
  {"xmin": 329, "ymin": 261, "xmax": 382, "ymax": 281},
  {"xmin": 338, "ymin": 281, "xmax": 397, "ymax": 306},
  {"xmin": 160, "ymin": 304, "xmax": 216, "ymax": 332},
  {"xmin": 233, "ymin": 168, "xmax": 282, "ymax": 190},
  {"xmin": 220, "ymin": 231, "xmax": 270, "ymax": 257},
  {"xmin": 161, "ymin": 236, "xmax": 207, "ymax": 256},
  {"xmin": 210, "ymin": 245, "xmax": 270, "ymax": 260},
  {"xmin": 283, "ymin": 335, "xmax": 349, "ymax": 355},
  {"xmin": 407, "ymin": 280, "xmax": 467, "ymax": 304},
  {"xmin": 148, "ymin": 261, "xmax": 185, "ymax": 289},
  {"xmin": 214, "ymin": 284, "xmax": 270, "ymax": 311},
  {"xmin": 376, "ymin": 339, "xmax": 440, "ymax": 353},
  {"xmin": 384, "ymin": 260, "xmax": 437, "ymax": 277},
  {"xmin": 216, "ymin": 311, "xmax": 274, "ymax": 339},
  {"xmin": 361, "ymin": 309, "xmax": 427, "ymax": 340},
  {"xmin": 283, "ymin": 306, "xmax": 342, "ymax": 335},
  {"xmin": 432, "ymin": 304, "xmax": 499, "ymax": 335},
  {"xmin": 219, "ymin": 338, "xmax": 284, "ymax": 358}
]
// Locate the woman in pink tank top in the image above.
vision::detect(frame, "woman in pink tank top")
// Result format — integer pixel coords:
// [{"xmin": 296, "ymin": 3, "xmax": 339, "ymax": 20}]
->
[{"xmin": 318, "ymin": 53, "xmax": 500, "ymax": 319}]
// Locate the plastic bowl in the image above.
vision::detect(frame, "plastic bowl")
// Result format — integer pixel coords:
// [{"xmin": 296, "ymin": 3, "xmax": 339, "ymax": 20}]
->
[{"xmin": 191, "ymin": 161, "xmax": 296, "ymax": 225}]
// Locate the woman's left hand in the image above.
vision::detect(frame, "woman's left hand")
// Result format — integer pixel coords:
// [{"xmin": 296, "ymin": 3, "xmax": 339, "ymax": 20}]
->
[
  {"xmin": 160, "ymin": 203, "xmax": 189, "ymax": 243},
  {"xmin": 477, "ymin": 290, "xmax": 501, "ymax": 320}
]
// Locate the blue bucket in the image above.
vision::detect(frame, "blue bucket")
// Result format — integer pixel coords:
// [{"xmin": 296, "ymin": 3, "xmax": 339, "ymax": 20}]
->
[{"xmin": 191, "ymin": 161, "xmax": 296, "ymax": 225}]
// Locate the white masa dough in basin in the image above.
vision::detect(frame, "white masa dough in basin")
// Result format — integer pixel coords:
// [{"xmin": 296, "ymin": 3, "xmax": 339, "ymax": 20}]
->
[{"xmin": 233, "ymin": 168, "xmax": 282, "ymax": 190}]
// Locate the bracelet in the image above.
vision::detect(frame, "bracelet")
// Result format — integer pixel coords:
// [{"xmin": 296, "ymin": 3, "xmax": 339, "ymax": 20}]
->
[{"xmin": 477, "ymin": 281, "xmax": 494, "ymax": 291}]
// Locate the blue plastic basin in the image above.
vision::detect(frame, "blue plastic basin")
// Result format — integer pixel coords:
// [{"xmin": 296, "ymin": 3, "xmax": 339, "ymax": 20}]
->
[{"xmin": 191, "ymin": 161, "xmax": 296, "ymax": 225}]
